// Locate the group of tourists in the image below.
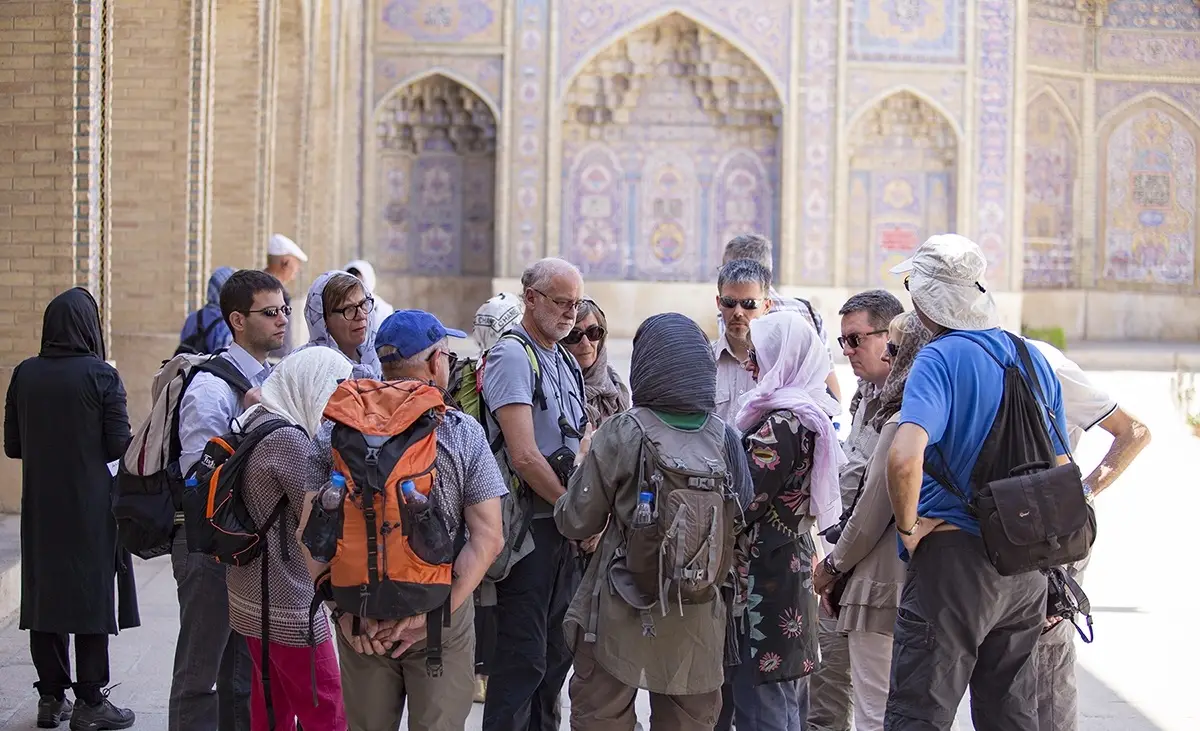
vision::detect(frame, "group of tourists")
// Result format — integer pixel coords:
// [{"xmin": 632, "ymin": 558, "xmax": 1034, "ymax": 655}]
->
[{"xmin": 4, "ymin": 230, "xmax": 1150, "ymax": 731}]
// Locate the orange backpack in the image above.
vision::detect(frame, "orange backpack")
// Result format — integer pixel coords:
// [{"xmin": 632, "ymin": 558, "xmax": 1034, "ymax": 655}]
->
[{"xmin": 320, "ymin": 378, "xmax": 457, "ymax": 670}]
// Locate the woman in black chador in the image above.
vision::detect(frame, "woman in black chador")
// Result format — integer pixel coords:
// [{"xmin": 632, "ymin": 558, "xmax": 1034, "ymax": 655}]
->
[{"xmin": 4, "ymin": 287, "xmax": 138, "ymax": 730}]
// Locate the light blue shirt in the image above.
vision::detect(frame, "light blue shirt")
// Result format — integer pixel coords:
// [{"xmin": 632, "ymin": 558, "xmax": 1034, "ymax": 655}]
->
[{"xmin": 178, "ymin": 343, "xmax": 272, "ymax": 476}]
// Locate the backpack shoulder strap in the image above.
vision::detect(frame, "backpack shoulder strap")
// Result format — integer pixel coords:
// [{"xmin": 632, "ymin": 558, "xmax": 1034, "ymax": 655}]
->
[
  {"xmin": 498, "ymin": 331, "xmax": 547, "ymax": 410},
  {"xmin": 1005, "ymin": 332, "xmax": 1073, "ymax": 461},
  {"xmin": 193, "ymin": 355, "xmax": 253, "ymax": 395}
]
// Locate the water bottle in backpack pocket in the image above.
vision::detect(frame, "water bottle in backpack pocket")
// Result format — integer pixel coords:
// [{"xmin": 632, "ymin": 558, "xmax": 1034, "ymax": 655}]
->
[
  {"xmin": 302, "ymin": 471, "xmax": 346, "ymax": 564},
  {"xmin": 400, "ymin": 479, "xmax": 455, "ymax": 565}
]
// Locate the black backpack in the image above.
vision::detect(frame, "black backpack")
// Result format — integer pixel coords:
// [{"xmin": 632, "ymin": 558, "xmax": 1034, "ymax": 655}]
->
[
  {"xmin": 924, "ymin": 331, "xmax": 1095, "ymax": 576},
  {"xmin": 175, "ymin": 311, "xmax": 224, "ymax": 356},
  {"xmin": 114, "ymin": 353, "xmax": 251, "ymax": 559}
]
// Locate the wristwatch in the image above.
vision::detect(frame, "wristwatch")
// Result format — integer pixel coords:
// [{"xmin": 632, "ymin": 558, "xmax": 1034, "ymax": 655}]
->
[
  {"xmin": 897, "ymin": 517, "xmax": 921, "ymax": 536},
  {"xmin": 822, "ymin": 555, "xmax": 841, "ymax": 576}
]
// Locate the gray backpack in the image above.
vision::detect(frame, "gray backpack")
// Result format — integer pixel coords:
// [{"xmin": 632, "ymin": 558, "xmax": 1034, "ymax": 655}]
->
[{"xmin": 611, "ymin": 408, "xmax": 737, "ymax": 632}]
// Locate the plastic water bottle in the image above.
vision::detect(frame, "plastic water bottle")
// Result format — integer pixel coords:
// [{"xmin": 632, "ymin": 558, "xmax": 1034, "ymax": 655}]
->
[
  {"xmin": 401, "ymin": 480, "xmax": 428, "ymax": 511},
  {"xmin": 184, "ymin": 476, "xmax": 198, "ymax": 491},
  {"xmin": 633, "ymin": 491, "xmax": 654, "ymax": 528},
  {"xmin": 322, "ymin": 472, "xmax": 346, "ymax": 510}
]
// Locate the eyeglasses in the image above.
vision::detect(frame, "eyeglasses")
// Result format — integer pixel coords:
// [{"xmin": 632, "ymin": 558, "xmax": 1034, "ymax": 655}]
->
[
  {"xmin": 532, "ymin": 289, "xmax": 583, "ymax": 312},
  {"xmin": 718, "ymin": 296, "xmax": 764, "ymax": 310},
  {"xmin": 886, "ymin": 341, "xmax": 899, "ymax": 358},
  {"xmin": 330, "ymin": 296, "xmax": 375, "ymax": 321},
  {"xmin": 429, "ymin": 349, "xmax": 457, "ymax": 374},
  {"xmin": 245, "ymin": 305, "xmax": 292, "ymax": 318},
  {"xmin": 563, "ymin": 324, "xmax": 605, "ymax": 346},
  {"xmin": 838, "ymin": 329, "xmax": 888, "ymax": 350}
]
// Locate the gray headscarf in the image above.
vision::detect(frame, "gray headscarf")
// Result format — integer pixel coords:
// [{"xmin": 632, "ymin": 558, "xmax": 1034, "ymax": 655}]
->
[
  {"xmin": 575, "ymin": 299, "xmax": 631, "ymax": 425},
  {"xmin": 629, "ymin": 313, "xmax": 716, "ymax": 414},
  {"xmin": 293, "ymin": 270, "xmax": 382, "ymax": 379},
  {"xmin": 871, "ymin": 312, "xmax": 932, "ymax": 431}
]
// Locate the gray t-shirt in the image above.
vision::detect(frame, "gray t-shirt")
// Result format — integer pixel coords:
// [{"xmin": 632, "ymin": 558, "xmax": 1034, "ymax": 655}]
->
[{"xmin": 482, "ymin": 324, "xmax": 587, "ymax": 516}]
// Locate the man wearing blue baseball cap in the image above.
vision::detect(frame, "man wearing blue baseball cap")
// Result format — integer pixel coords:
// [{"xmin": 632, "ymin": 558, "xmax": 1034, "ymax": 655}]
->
[{"xmin": 322, "ymin": 309, "xmax": 508, "ymax": 731}]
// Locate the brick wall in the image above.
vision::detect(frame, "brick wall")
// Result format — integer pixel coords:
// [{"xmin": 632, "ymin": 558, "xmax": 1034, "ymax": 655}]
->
[
  {"xmin": 109, "ymin": 0, "xmax": 193, "ymax": 421},
  {"xmin": 0, "ymin": 1, "xmax": 94, "ymax": 511}
]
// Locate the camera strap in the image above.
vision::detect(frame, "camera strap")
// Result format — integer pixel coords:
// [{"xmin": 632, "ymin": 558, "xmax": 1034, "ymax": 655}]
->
[{"xmin": 1045, "ymin": 566, "xmax": 1095, "ymax": 644}]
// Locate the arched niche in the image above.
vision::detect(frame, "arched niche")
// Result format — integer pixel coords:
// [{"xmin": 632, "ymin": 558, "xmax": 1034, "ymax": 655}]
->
[
  {"xmin": 1098, "ymin": 97, "xmax": 1200, "ymax": 290},
  {"xmin": 844, "ymin": 91, "xmax": 959, "ymax": 287},
  {"xmin": 371, "ymin": 74, "xmax": 498, "ymax": 279},
  {"xmin": 1024, "ymin": 90, "xmax": 1081, "ymax": 289},
  {"xmin": 559, "ymin": 13, "xmax": 782, "ymax": 282}
]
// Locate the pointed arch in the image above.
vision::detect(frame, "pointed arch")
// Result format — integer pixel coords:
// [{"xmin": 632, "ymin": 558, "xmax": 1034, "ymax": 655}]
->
[
  {"xmin": 1097, "ymin": 90, "xmax": 1200, "ymax": 137},
  {"xmin": 1024, "ymin": 88, "xmax": 1082, "ymax": 289},
  {"xmin": 844, "ymin": 85, "xmax": 966, "ymax": 151},
  {"xmin": 1028, "ymin": 85, "xmax": 1083, "ymax": 144},
  {"xmin": 374, "ymin": 68, "xmax": 501, "ymax": 124},
  {"xmin": 558, "ymin": 7, "xmax": 785, "ymax": 104}
]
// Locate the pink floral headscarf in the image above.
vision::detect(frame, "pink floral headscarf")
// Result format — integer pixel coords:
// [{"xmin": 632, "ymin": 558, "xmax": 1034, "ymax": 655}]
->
[{"xmin": 736, "ymin": 311, "xmax": 847, "ymax": 531}]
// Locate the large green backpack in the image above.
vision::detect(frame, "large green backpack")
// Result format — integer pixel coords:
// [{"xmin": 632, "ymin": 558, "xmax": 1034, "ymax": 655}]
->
[{"xmin": 450, "ymin": 330, "xmax": 546, "ymax": 450}]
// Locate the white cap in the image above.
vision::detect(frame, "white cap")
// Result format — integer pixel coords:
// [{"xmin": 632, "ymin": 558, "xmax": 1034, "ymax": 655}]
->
[
  {"xmin": 889, "ymin": 234, "xmax": 999, "ymax": 331},
  {"xmin": 473, "ymin": 292, "xmax": 524, "ymax": 351},
  {"xmin": 267, "ymin": 233, "xmax": 308, "ymax": 262}
]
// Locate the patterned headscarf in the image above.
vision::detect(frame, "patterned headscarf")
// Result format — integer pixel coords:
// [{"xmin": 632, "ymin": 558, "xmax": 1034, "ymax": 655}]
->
[
  {"xmin": 575, "ymin": 298, "xmax": 631, "ymax": 425},
  {"xmin": 629, "ymin": 313, "xmax": 715, "ymax": 414},
  {"xmin": 871, "ymin": 312, "xmax": 932, "ymax": 432},
  {"xmin": 293, "ymin": 270, "xmax": 382, "ymax": 379}
]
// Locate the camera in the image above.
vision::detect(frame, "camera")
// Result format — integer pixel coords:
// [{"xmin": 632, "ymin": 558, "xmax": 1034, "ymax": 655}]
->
[
  {"xmin": 819, "ymin": 506, "xmax": 853, "ymax": 545},
  {"xmin": 546, "ymin": 446, "xmax": 577, "ymax": 488}
]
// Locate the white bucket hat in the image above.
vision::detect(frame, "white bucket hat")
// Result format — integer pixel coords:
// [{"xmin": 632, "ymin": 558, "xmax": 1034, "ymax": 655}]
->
[
  {"xmin": 890, "ymin": 234, "xmax": 999, "ymax": 331},
  {"xmin": 473, "ymin": 292, "xmax": 524, "ymax": 351}
]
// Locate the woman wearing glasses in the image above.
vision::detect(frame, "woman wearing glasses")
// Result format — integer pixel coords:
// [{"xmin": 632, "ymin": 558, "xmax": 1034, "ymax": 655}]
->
[
  {"xmin": 811, "ymin": 311, "xmax": 930, "ymax": 731},
  {"xmin": 562, "ymin": 298, "xmax": 631, "ymax": 427},
  {"xmin": 294, "ymin": 271, "xmax": 382, "ymax": 379}
]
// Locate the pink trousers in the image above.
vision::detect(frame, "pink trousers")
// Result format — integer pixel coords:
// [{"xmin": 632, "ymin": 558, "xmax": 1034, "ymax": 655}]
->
[{"xmin": 245, "ymin": 633, "xmax": 346, "ymax": 731}]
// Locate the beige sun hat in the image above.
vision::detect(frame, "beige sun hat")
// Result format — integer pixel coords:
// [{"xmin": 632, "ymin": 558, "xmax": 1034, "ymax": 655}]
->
[{"xmin": 890, "ymin": 234, "xmax": 999, "ymax": 332}]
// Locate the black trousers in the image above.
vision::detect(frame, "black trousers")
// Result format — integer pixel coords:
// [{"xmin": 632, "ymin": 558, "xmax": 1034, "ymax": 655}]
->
[
  {"xmin": 483, "ymin": 518, "xmax": 581, "ymax": 731},
  {"xmin": 475, "ymin": 602, "xmax": 498, "ymax": 675},
  {"xmin": 885, "ymin": 530, "xmax": 1047, "ymax": 731},
  {"xmin": 30, "ymin": 631, "xmax": 109, "ymax": 704}
]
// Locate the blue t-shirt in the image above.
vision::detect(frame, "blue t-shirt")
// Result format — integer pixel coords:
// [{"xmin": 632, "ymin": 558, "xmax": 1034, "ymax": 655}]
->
[{"xmin": 898, "ymin": 328, "xmax": 1069, "ymax": 539}]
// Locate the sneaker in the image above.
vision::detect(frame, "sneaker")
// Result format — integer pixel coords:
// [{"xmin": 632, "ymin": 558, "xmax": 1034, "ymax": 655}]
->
[
  {"xmin": 473, "ymin": 674, "xmax": 488, "ymax": 704},
  {"xmin": 37, "ymin": 695, "xmax": 73, "ymax": 728},
  {"xmin": 68, "ymin": 691, "xmax": 134, "ymax": 731}
]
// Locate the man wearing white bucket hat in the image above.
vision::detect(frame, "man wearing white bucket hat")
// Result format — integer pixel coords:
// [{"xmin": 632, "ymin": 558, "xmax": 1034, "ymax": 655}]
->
[{"xmin": 882, "ymin": 234, "xmax": 1070, "ymax": 731}]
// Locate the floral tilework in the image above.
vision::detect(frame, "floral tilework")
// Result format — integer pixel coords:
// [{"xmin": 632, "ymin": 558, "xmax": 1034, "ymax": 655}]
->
[
  {"xmin": 377, "ymin": 0, "xmax": 502, "ymax": 44},
  {"xmin": 1098, "ymin": 31, "xmax": 1200, "ymax": 75},
  {"xmin": 557, "ymin": 0, "xmax": 791, "ymax": 92},
  {"xmin": 373, "ymin": 55, "xmax": 502, "ymax": 109},
  {"xmin": 843, "ymin": 70, "xmax": 965, "ymax": 129},
  {"xmin": 1097, "ymin": 82, "xmax": 1200, "ymax": 124},
  {"xmin": 1104, "ymin": 1, "xmax": 1200, "ymax": 31},
  {"xmin": 847, "ymin": 0, "xmax": 966, "ymax": 63},
  {"xmin": 974, "ymin": 0, "xmax": 1014, "ymax": 285},
  {"xmin": 510, "ymin": 0, "xmax": 549, "ymax": 273},
  {"xmin": 798, "ymin": 0, "xmax": 838, "ymax": 284},
  {"xmin": 1027, "ymin": 19, "xmax": 1087, "ymax": 69}
]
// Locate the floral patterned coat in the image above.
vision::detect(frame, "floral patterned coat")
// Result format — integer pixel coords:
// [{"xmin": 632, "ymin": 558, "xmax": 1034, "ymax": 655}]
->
[{"xmin": 738, "ymin": 409, "xmax": 821, "ymax": 684}]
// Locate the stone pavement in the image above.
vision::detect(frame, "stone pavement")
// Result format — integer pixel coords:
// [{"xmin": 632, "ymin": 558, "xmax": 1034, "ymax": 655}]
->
[{"xmin": 0, "ymin": 364, "xmax": 1193, "ymax": 730}]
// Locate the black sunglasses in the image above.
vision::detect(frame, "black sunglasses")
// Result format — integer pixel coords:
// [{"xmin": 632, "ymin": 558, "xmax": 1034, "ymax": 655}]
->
[
  {"xmin": 838, "ymin": 329, "xmax": 888, "ymax": 350},
  {"xmin": 718, "ymin": 296, "xmax": 763, "ymax": 310},
  {"xmin": 886, "ymin": 341, "xmax": 899, "ymax": 358},
  {"xmin": 245, "ymin": 305, "xmax": 292, "ymax": 318},
  {"xmin": 563, "ymin": 324, "xmax": 605, "ymax": 346}
]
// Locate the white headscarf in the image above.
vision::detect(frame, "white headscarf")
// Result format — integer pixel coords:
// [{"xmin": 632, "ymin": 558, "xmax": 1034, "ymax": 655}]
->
[
  {"xmin": 257, "ymin": 347, "xmax": 353, "ymax": 438},
  {"xmin": 736, "ymin": 311, "xmax": 847, "ymax": 531}
]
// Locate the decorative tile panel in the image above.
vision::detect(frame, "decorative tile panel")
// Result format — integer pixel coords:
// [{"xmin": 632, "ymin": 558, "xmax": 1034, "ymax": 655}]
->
[
  {"xmin": 843, "ymin": 70, "xmax": 965, "ymax": 129},
  {"xmin": 798, "ymin": 0, "xmax": 838, "ymax": 284},
  {"xmin": 847, "ymin": 0, "xmax": 966, "ymax": 63},
  {"xmin": 1027, "ymin": 19, "xmax": 1087, "ymax": 69},
  {"xmin": 1099, "ymin": 103, "xmax": 1198, "ymax": 287},
  {"xmin": 509, "ymin": 0, "xmax": 549, "ymax": 272},
  {"xmin": 374, "ymin": 76, "xmax": 498, "ymax": 276},
  {"xmin": 974, "ymin": 0, "xmax": 1014, "ymax": 286},
  {"xmin": 557, "ymin": 0, "xmax": 791, "ymax": 91},
  {"xmin": 1029, "ymin": 0, "xmax": 1085, "ymax": 24},
  {"xmin": 1024, "ymin": 95, "xmax": 1080, "ymax": 288},
  {"xmin": 1097, "ymin": 81, "xmax": 1200, "ymax": 124},
  {"xmin": 1104, "ymin": 1, "xmax": 1200, "ymax": 31},
  {"xmin": 1098, "ymin": 31, "xmax": 1200, "ymax": 75},
  {"xmin": 559, "ymin": 14, "xmax": 781, "ymax": 282},
  {"xmin": 373, "ymin": 55, "xmax": 502, "ymax": 110},
  {"xmin": 377, "ymin": 0, "xmax": 502, "ymax": 45},
  {"xmin": 845, "ymin": 92, "xmax": 959, "ymax": 287},
  {"xmin": 1027, "ymin": 73, "xmax": 1084, "ymax": 127}
]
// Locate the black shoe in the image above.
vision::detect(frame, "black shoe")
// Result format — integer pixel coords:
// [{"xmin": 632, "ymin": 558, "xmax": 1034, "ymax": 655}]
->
[
  {"xmin": 68, "ymin": 693, "xmax": 134, "ymax": 731},
  {"xmin": 37, "ymin": 695, "xmax": 73, "ymax": 728}
]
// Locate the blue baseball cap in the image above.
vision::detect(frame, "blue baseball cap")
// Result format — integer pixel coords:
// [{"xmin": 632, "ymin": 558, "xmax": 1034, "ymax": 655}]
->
[{"xmin": 376, "ymin": 309, "xmax": 467, "ymax": 361}]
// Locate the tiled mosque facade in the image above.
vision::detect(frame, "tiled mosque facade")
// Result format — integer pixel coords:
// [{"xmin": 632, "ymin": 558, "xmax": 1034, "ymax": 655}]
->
[
  {"xmin": 0, "ymin": 1, "xmax": 1199, "ymax": 508},
  {"xmin": 367, "ymin": 0, "xmax": 1200, "ymax": 341}
]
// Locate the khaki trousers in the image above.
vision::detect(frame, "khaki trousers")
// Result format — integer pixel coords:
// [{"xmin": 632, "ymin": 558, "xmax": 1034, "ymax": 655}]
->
[
  {"xmin": 569, "ymin": 641, "xmax": 722, "ymax": 731},
  {"xmin": 808, "ymin": 611, "xmax": 853, "ymax": 731},
  {"xmin": 336, "ymin": 602, "xmax": 475, "ymax": 731}
]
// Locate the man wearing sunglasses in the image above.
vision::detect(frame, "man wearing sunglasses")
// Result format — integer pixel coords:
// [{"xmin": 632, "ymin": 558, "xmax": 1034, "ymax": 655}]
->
[
  {"xmin": 171, "ymin": 269, "xmax": 289, "ymax": 731},
  {"xmin": 711, "ymin": 258, "xmax": 775, "ymax": 429}
]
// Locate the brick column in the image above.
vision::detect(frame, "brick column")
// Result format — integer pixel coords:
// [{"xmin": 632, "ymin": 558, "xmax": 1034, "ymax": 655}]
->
[{"xmin": 0, "ymin": 1, "xmax": 109, "ymax": 510}]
